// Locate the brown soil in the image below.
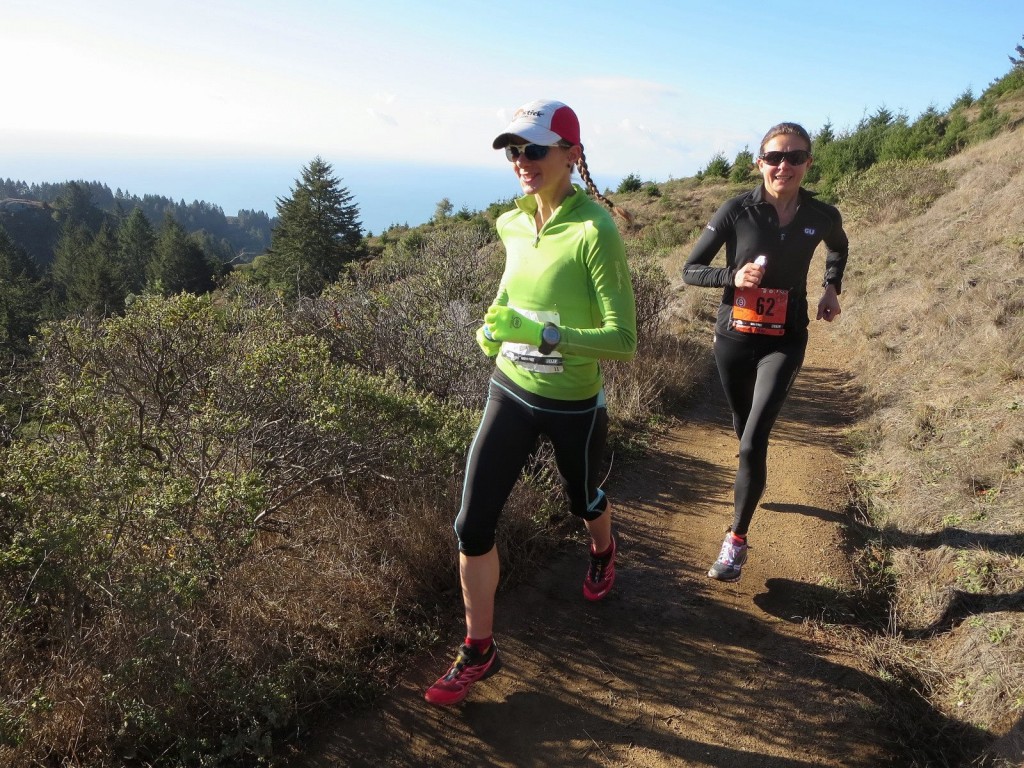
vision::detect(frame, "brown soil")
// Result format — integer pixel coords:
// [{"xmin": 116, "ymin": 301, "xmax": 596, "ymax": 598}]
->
[{"xmin": 297, "ymin": 323, "xmax": 896, "ymax": 767}]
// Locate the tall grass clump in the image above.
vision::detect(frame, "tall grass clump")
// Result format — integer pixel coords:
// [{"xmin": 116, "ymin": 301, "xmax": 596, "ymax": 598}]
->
[{"xmin": 834, "ymin": 160, "xmax": 954, "ymax": 224}]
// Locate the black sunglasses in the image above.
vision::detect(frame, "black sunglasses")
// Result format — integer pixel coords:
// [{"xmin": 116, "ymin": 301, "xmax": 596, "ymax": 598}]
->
[
  {"xmin": 759, "ymin": 150, "xmax": 811, "ymax": 166},
  {"xmin": 505, "ymin": 144, "xmax": 557, "ymax": 162}
]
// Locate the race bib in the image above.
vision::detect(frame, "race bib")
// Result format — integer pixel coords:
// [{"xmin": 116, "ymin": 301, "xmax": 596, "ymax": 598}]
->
[
  {"xmin": 501, "ymin": 306, "xmax": 563, "ymax": 373},
  {"xmin": 731, "ymin": 287, "xmax": 789, "ymax": 336}
]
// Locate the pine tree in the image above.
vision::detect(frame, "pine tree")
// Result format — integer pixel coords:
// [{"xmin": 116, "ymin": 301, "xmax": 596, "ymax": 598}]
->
[
  {"xmin": 149, "ymin": 214, "xmax": 217, "ymax": 296},
  {"xmin": 50, "ymin": 223, "xmax": 123, "ymax": 315},
  {"xmin": 50, "ymin": 181, "xmax": 106, "ymax": 234},
  {"xmin": 116, "ymin": 207, "xmax": 157, "ymax": 297},
  {"xmin": 264, "ymin": 157, "xmax": 363, "ymax": 298},
  {"xmin": 50, "ymin": 223, "xmax": 95, "ymax": 313},
  {"xmin": 0, "ymin": 225, "xmax": 44, "ymax": 356}
]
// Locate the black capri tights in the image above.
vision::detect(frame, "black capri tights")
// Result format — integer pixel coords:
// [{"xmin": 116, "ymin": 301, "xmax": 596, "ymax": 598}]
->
[
  {"xmin": 713, "ymin": 332, "xmax": 806, "ymax": 536},
  {"xmin": 454, "ymin": 374, "xmax": 609, "ymax": 556}
]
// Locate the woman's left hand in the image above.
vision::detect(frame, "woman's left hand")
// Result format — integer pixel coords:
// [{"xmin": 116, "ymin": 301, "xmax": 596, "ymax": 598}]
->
[{"xmin": 816, "ymin": 285, "xmax": 842, "ymax": 322}]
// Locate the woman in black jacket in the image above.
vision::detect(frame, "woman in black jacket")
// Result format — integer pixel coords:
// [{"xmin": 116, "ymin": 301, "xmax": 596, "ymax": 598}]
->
[{"xmin": 682, "ymin": 121, "xmax": 848, "ymax": 583}]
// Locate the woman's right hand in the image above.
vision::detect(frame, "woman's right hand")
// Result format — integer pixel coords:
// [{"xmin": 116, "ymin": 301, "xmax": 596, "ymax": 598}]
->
[
  {"xmin": 734, "ymin": 262, "xmax": 765, "ymax": 288},
  {"xmin": 476, "ymin": 324, "xmax": 502, "ymax": 357}
]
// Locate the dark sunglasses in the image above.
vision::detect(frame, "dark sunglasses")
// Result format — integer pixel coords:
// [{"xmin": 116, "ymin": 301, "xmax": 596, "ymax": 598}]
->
[
  {"xmin": 759, "ymin": 150, "xmax": 811, "ymax": 166},
  {"xmin": 505, "ymin": 143, "xmax": 557, "ymax": 162}
]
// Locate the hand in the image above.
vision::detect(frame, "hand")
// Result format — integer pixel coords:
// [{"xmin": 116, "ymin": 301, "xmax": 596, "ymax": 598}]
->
[
  {"xmin": 816, "ymin": 285, "xmax": 842, "ymax": 321},
  {"xmin": 483, "ymin": 305, "xmax": 544, "ymax": 346},
  {"xmin": 475, "ymin": 324, "xmax": 502, "ymax": 357},
  {"xmin": 734, "ymin": 262, "xmax": 765, "ymax": 288}
]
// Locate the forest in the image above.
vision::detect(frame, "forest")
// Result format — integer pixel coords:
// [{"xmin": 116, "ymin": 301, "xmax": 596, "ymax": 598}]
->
[{"xmin": 0, "ymin": 178, "xmax": 273, "ymax": 268}]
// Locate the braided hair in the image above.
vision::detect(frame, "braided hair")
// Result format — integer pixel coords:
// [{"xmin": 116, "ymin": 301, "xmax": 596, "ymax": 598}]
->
[{"xmin": 572, "ymin": 144, "xmax": 634, "ymax": 225}]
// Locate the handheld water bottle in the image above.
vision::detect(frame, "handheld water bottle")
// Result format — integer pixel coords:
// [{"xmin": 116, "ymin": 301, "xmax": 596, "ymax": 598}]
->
[{"xmin": 754, "ymin": 255, "xmax": 767, "ymax": 268}]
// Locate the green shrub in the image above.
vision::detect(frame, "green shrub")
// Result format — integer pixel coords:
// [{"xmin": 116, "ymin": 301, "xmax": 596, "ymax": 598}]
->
[
  {"xmin": 617, "ymin": 173, "xmax": 643, "ymax": 194},
  {"xmin": 308, "ymin": 225, "xmax": 503, "ymax": 409},
  {"xmin": 834, "ymin": 159, "xmax": 953, "ymax": 224},
  {"xmin": 981, "ymin": 67, "xmax": 1024, "ymax": 100},
  {"xmin": 0, "ymin": 291, "xmax": 479, "ymax": 764},
  {"xmin": 698, "ymin": 152, "xmax": 731, "ymax": 180}
]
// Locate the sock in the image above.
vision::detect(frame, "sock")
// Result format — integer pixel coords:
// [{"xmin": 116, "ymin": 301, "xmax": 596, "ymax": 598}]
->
[
  {"xmin": 731, "ymin": 531, "xmax": 747, "ymax": 543},
  {"xmin": 465, "ymin": 635, "xmax": 492, "ymax": 656},
  {"xmin": 591, "ymin": 540, "xmax": 614, "ymax": 559}
]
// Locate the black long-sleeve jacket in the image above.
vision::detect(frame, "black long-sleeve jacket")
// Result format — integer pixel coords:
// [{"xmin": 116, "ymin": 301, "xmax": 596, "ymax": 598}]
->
[{"xmin": 682, "ymin": 185, "xmax": 848, "ymax": 339}]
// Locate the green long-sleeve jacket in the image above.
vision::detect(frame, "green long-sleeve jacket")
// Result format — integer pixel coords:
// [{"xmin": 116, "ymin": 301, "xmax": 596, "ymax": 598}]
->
[{"xmin": 491, "ymin": 185, "xmax": 636, "ymax": 401}]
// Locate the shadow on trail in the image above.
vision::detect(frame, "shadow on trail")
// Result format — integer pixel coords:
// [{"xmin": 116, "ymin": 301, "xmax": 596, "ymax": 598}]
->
[
  {"xmin": 468, "ymin": 691, "xmax": 841, "ymax": 768},
  {"xmin": 760, "ymin": 500, "xmax": 848, "ymax": 527},
  {"xmin": 883, "ymin": 528, "xmax": 1024, "ymax": 557}
]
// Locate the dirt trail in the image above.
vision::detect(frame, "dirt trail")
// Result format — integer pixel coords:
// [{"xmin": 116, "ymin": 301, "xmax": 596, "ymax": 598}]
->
[{"xmin": 298, "ymin": 323, "xmax": 894, "ymax": 767}]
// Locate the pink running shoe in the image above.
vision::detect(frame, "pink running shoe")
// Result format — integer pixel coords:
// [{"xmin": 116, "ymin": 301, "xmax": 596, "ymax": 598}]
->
[
  {"xmin": 583, "ymin": 537, "xmax": 616, "ymax": 601},
  {"xmin": 424, "ymin": 642, "xmax": 501, "ymax": 706}
]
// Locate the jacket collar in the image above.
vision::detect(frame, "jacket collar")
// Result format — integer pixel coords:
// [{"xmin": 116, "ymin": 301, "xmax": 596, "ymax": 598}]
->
[
  {"xmin": 744, "ymin": 184, "xmax": 817, "ymax": 207},
  {"xmin": 514, "ymin": 184, "xmax": 586, "ymax": 218}
]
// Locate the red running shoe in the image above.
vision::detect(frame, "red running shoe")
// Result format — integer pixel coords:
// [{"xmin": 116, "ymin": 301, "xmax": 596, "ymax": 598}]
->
[
  {"xmin": 424, "ymin": 642, "xmax": 501, "ymax": 706},
  {"xmin": 583, "ymin": 537, "xmax": 616, "ymax": 601}
]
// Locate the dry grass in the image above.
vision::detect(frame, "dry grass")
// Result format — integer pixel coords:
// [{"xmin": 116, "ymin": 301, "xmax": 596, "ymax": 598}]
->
[{"xmin": 839, "ymin": 123, "xmax": 1024, "ymax": 745}]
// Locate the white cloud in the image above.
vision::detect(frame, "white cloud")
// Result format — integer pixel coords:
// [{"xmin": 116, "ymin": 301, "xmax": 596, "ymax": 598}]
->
[{"xmin": 367, "ymin": 108, "xmax": 399, "ymax": 127}]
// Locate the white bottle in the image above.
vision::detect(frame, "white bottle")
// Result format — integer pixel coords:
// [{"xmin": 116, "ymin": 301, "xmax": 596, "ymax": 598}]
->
[{"xmin": 754, "ymin": 255, "xmax": 767, "ymax": 268}]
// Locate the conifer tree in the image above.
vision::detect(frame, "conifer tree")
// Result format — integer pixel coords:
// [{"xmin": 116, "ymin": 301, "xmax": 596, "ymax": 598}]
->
[
  {"xmin": 50, "ymin": 223, "xmax": 95, "ymax": 313},
  {"xmin": 0, "ymin": 225, "xmax": 44, "ymax": 356},
  {"xmin": 116, "ymin": 207, "xmax": 157, "ymax": 297},
  {"xmin": 264, "ymin": 157, "xmax": 363, "ymax": 299},
  {"xmin": 50, "ymin": 223, "xmax": 123, "ymax": 315},
  {"xmin": 50, "ymin": 181, "xmax": 106, "ymax": 234},
  {"xmin": 149, "ymin": 214, "xmax": 217, "ymax": 296}
]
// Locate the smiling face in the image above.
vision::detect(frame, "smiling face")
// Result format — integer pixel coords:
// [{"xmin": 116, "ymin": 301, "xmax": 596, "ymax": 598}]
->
[
  {"xmin": 508, "ymin": 140, "xmax": 580, "ymax": 203},
  {"xmin": 756, "ymin": 135, "xmax": 812, "ymax": 198}
]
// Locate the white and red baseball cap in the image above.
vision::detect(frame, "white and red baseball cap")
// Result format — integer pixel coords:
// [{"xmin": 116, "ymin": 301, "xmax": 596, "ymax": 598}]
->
[{"xmin": 492, "ymin": 99, "xmax": 581, "ymax": 149}]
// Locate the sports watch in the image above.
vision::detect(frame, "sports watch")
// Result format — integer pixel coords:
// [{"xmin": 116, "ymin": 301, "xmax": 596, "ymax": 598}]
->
[{"xmin": 538, "ymin": 323, "xmax": 561, "ymax": 355}]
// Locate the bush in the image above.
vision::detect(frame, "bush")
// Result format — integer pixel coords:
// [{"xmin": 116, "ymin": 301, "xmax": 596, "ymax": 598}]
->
[
  {"xmin": 981, "ymin": 67, "xmax": 1024, "ymax": 101},
  {"xmin": 305, "ymin": 225, "xmax": 503, "ymax": 409},
  {"xmin": 834, "ymin": 160, "xmax": 953, "ymax": 224},
  {"xmin": 617, "ymin": 173, "xmax": 643, "ymax": 194},
  {"xmin": 0, "ymin": 291, "xmax": 479, "ymax": 764},
  {"xmin": 698, "ymin": 152, "xmax": 731, "ymax": 180}
]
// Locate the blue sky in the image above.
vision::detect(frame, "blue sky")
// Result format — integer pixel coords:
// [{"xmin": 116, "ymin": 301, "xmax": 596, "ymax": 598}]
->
[{"xmin": 3, "ymin": 0, "xmax": 1022, "ymax": 232}]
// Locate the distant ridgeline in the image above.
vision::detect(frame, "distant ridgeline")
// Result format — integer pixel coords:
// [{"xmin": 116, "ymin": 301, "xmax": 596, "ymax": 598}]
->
[{"xmin": 0, "ymin": 178, "xmax": 275, "ymax": 269}]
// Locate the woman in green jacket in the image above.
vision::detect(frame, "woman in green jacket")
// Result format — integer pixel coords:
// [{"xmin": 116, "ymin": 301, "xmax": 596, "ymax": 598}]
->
[{"xmin": 425, "ymin": 99, "xmax": 637, "ymax": 706}]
